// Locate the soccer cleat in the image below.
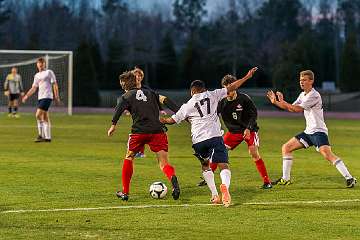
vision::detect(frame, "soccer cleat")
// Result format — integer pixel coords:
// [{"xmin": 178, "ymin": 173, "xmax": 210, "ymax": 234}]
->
[
  {"xmin": 346, "ymin": 178, "xmax": 357, "ymax": 188},
  {"xmin": 272, "ymin": 178, "xmax": 292, "ymax": 186},
  {"xmin": 171, "ymin": 175, "xmax": 180, "ymax": 200},
  {"xmin": 210, "ymin": 195, "xmax": 221, "ymax": 204},
  {"xmin": 197, "ymin": 177, "xmax": 207, "ymax": 187},
  {"xmin": 134, "ymin": 152, "xmax": 146, "ymax": 158},
  {"xmin": 34, "ymin": 135, "xmax": 44, "ymax": 142},
  {"xmin": 220, "ymin": 184, "xmax": 231, "ymax": 207},
  {"xmin": 116, "ymin": 191, "xmax": 129, "ymax": 201},
  {"xmin": 7, "ymin": 113, "xmax": 12, "ymax": 117},
  {"xmin": 261, "ymin": 182, "xmax": 273, "ymax": 189},
  {"xmin": 44, "ymin": 139, "xmax": 51, "ymax": 143},
  {"xmin": 13, "ymin": 113, "xmax": 20, "ymax": 118}
]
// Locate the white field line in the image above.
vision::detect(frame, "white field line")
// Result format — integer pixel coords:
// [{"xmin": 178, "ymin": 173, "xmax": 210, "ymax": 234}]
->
[
  {"xmin": 1, "ymin": 199, "xmax": 360, "ymax": 214},
  {"xmin": 242, "ymin": 199, "xmax": 360, "ymax": 205}
]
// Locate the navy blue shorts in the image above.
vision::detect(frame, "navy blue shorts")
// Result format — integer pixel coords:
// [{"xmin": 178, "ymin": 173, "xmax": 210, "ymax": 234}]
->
[
  {"xmin": 192, "ymin": 137, "xmax": 229, "ymax": 163},
  {"xmin": 38, "ymin": 98, "xmax": 52, "ymax": 111},
  {"xmin": 295, "ymin": 132, "xmax": 330, "ymax": 149}
]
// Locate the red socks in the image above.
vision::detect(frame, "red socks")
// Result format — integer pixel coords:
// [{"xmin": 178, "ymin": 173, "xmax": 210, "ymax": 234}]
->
[
  {"xmin": 210, "ymin": 162, "xmax": 218, "ymax": 172},
  {"xmin": 255, "ymin": 159, "xmax": 270, "ymax": 183},
  {"xmin": 162, "ymin": 164, "xmax": 175, "ymax": 180},
  {"xmin": 122, "ymin": 159, "xmax": 133, "ymax": 194}
]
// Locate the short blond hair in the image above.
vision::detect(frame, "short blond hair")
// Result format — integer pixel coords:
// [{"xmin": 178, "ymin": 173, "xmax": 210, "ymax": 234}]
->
[{"xmin": 300, "ymin": 70, "xmax": 314, "ymax": 80}]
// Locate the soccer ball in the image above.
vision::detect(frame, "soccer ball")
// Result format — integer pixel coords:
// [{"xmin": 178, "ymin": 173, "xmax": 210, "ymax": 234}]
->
[{"xmin": 149, "ymin": 182, "xmax": 167, "ymax": 199}]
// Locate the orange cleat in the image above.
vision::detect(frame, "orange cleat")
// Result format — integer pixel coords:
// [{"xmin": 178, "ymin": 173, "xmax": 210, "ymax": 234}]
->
[
  {"xmin": 220, "ymin": 184, "xmax": 231, "ymax": 207},
  {"xmin": 210, "ymin": 195, "xmax": 221, "ymax": 204}
]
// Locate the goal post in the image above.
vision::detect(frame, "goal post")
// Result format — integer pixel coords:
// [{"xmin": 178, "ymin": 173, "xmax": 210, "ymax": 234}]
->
[{"xmin": 0, "ymin": 50, "xmax": 73, "ymax": 115}]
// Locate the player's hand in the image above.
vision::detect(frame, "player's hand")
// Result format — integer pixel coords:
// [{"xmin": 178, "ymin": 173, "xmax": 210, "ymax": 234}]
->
[
  {"xmin": 4, "ymin": 91, "xmax": 9, "ymax": 97},
  {"xmin": 276, "ymin": 91, "xmax": 284, "ymax": 102},
  {"xmin": 159, "ymin": 117, "xmax": 167, "ymax": 124},
  {"xmin": 22, "ymin": 95, "xmax": 28, "ymax": 103},
  {"xmin": 244, "ymin": 67, "xmax": 258, "ymax": 80},
  {"xmin": 107, "ymin": 125, "xmax": 116, "ymax": 136},
  {"xmin": 55, "ymin": 97, "xmax": 61, "ymax": 105},
  {"xmin": 266, "ymin": 90, "xmax": 276, "ymax": 104},
  {"xmin": 244, "ymin": 129, "xmax": 251, "ymax": 140}
]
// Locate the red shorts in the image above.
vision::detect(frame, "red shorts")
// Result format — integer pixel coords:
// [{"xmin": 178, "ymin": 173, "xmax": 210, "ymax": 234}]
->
[
  {"xmin": 127, "ymin": 133, "xmax": 168, "ymax": 153},
  {"xmin": 223, "ymin": 131, "xmax": 259, "ymax": 150}
]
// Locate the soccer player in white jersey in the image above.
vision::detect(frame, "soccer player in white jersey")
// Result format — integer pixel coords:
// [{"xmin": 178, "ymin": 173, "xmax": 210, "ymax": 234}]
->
[
  {"xmin": 267, "ymin": 70, "xmax": 357, "ymax": 188},
  {"xmin": 22, "ymin": 58, "xmax": 60, "ymax": 142},
  {"xmin": 161, "ymin": 67, "xmax": 258, "ymax": 207}
]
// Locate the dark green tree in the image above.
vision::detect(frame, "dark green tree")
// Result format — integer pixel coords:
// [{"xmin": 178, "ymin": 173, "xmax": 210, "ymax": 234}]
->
[
  {"xmin": 273, "ymin": 30, "xmax": 321, "ymax": 100},
  {"xmin": 173, "ymin": 0, "xmax": 206, "ymax": 85},
  {"xmin": 340, "ymin": 32, "xmax": 360, "ymax": 92},
  {"xmin": 157, "ymin": 32, "xmax": 178, "ymax": 89},
  {"xmin": 0, "ymin": 0, "xmax": 9, "ymax": 24},
  {"xmin": 74, "ymin": 41, "xmax": 100, "ymax": 106}
]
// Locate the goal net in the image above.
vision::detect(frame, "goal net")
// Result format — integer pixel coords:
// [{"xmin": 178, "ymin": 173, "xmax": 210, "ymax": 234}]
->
[{"xmin": 0, "ymin": 50, "xmax": 73, "ymax": 115}]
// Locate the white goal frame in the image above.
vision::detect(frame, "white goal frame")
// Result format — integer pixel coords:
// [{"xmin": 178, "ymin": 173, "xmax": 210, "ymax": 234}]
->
[{"xmin": 0, "ymin": 49, "xmax": 73, "ymax": 115}]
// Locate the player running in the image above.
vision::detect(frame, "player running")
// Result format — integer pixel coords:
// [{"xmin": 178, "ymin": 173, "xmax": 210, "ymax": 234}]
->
[
  {"xmin": 198, "ymin": 74, "xmax": 272, "ymax": 189},
  {"xmin": 108, "ymin": 70, "xmax": 180, "ymax": 201},
  {"xmin": 131, "ymin": 67, "xmax": 170, "ymax": 158},
  {"xmin": 161, "ymin": 67, "xmax": 258, "ymax": 207},
  {"xmin": 22, "ymin": 58, "xmax": 60, "ymax": 142},
  {"xmin": 267, "ymin": 70, "xmax": 357, "ymax": 188},
  {"xmin": 3, "ymin": 67, "xmax": 24, "ymax": 118}
]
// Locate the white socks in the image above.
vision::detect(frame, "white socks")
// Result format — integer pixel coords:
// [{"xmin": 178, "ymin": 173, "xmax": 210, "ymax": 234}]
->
[
  {"xmin": 333, "ymin": 159, "xmax": 352, "ymax": 180},
  {"xmin": 37, "ymin": 120, "xmax": 44, "ymax": 138},
  {"xmin": 282, "ymin": 156, "xmax": 293, "ymax": 181},
  {"xmin": 202, "ymin": 169, "xmax": 218, "ymax": 196},
  {"xmin": 220, "ymin": 169, "xmax": 231, "ymax": 189},
  {"xmin": 43, "ymin": 122, "xmax": 51, "ymax": 140},
  {"xmin": 37, "ymin": 120, "xmax": 51, "ymax": 139}
]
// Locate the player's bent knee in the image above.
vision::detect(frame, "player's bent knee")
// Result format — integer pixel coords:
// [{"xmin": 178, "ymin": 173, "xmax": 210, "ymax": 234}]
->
[{"xmin": 201, "ymin": 160, "xmax": 210, "ymax": 168}]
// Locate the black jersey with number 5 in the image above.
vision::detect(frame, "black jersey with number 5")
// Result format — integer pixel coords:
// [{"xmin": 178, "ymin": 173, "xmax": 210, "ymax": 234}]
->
[
  {"xmin": 112, "ymin": 88, "xmax": 164, "ymax": 134},
  {"xmin": 217, "ymin": 90, "xmax": 259, "ymax": 133}
]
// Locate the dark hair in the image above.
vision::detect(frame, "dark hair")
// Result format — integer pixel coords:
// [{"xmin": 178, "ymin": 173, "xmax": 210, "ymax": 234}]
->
[
  {"xmin": 37, "ymin": 57, "xmax": 46, "ymax": 63},
  {"xmin": 221, "ymin": 74, "xmax": 236, "ymax": 86},
  {"xmin": 119, "ymin": 71, "xmax": 137, "ymax": 91},
  {"xmin": 190, "ymin": 80, "xmax": 206, "ymax": 90}
]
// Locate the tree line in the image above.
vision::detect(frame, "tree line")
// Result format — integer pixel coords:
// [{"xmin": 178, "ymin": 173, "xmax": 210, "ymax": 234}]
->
[{"xmin": 0, "ymin": 0, "xmax": 359, "ymax": 106}]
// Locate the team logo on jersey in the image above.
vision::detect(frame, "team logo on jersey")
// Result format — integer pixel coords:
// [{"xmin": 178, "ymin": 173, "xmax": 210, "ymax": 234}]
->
[{"xmin": 235, "ymin": 104, "xmax": 243, "ymax": 111}]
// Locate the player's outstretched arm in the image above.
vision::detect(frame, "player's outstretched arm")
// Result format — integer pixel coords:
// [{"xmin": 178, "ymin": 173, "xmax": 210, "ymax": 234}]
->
[
  {"xmin": 226, "ymin": 67, "xmax": 258, "ymax": 93},
  {"xmin": 107, "ymin": 124, "xmax": 116, "ymax": 136},
  {"xmin": 266, "ymin": 90, "xmax": 303, "ymax": 113},
  {"xmin": 159, "ymin": 95, "xmax": 180, "ymax": 113},
  {"xmin": 22, "ymin": 86, "xmax": 37, "ymax": 103}
]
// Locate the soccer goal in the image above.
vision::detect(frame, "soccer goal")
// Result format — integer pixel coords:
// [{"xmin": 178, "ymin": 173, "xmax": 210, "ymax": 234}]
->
[{"xmin": 0, "ymin": 50, "xmax": 73, "ymax": 115}]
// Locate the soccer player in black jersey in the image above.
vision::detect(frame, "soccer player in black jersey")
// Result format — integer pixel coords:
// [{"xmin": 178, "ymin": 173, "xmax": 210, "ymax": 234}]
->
[
  {"xmin": 108, "ymin": 70, "xmax": 180, "ymax": 201},
  {"xmin": 198, "ymin": 74, "xmax": 272, "ymax": 189}
]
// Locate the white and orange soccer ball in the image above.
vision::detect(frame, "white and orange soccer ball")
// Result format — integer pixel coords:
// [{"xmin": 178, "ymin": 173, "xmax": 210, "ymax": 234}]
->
[{"xmin": 149, "ymin": 182, "xmax": 167, "ymax": 199}]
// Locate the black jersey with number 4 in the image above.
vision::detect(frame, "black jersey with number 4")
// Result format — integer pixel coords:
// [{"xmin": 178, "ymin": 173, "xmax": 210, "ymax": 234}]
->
[
  {"xmin": 217, "ymin": 90, "xmax": 259, "ymax": 133},
  {"xmin": 112, "ymin": 88, "xmax": 164, "ymax": 134}
]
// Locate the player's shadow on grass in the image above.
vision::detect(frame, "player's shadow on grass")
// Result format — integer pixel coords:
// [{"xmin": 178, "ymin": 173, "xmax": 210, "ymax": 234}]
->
[{"xmin": 230, "ymin": 186, "xmax": 265, "ymax": 207}]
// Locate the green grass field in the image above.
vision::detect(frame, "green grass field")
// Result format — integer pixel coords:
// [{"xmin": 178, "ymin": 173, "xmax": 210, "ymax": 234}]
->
[{"xmin": 0, "ymin": 113, "xmax": 359, "ymax": 239}]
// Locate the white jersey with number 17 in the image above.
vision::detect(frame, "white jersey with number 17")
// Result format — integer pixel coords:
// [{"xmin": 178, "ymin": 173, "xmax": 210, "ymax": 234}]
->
[{"xmin": 172, "ymin": 88, "xmax": 228, "ymax": 144}]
